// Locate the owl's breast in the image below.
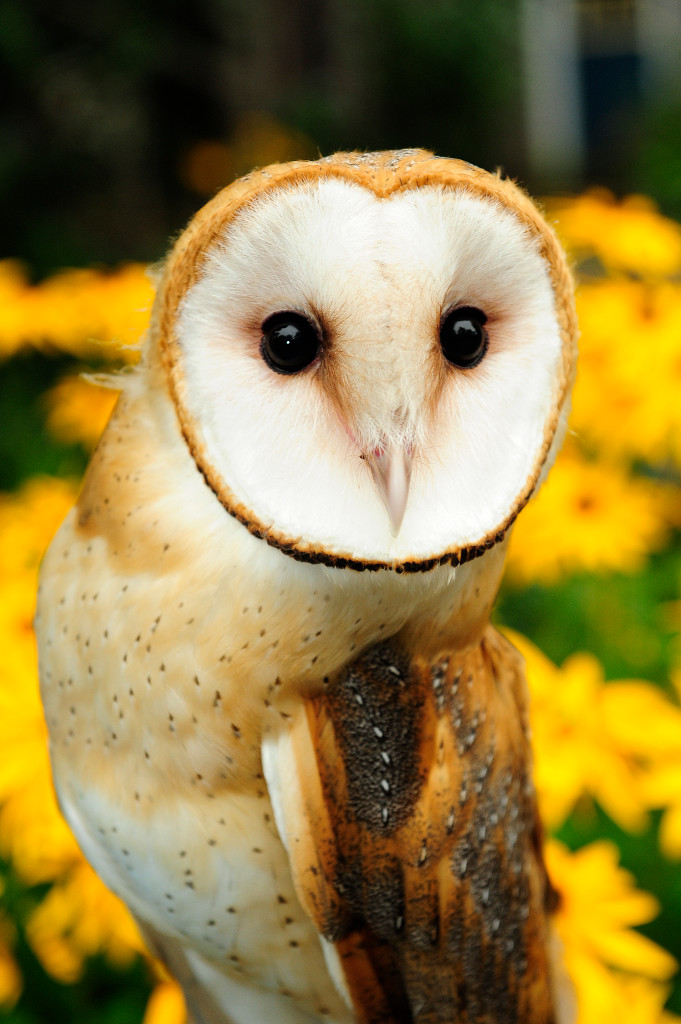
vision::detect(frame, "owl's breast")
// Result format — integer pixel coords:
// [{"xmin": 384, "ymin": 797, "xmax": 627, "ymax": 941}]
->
[{"xmin": 36, "ymin": 498, "xmax": 358, "ymax": 1020}]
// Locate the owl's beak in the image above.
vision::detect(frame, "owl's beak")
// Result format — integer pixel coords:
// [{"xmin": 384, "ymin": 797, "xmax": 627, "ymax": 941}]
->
[{"xmin": 365, "ymin": 442, "xmax": 413, "ymax": 537}]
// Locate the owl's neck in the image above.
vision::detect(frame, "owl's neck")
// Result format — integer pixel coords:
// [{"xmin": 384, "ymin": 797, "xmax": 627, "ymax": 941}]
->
[{"xmin": 81, "ymin": 372, "xmax": 509, "ymax": 701}]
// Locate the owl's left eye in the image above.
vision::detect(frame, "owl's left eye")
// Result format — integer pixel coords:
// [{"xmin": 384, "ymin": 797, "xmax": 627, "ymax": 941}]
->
[
  {"xmin": 260, "ymin": 312, "xmax": 320, "ymax": 374},
  {"xmin": 439, "ymin": 307, "xmax": 488, "ymax": 368}
]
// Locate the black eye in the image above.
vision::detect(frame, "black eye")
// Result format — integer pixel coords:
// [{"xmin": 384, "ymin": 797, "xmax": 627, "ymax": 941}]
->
[
  {"xmin": 260, "ymin": 312, "xmax": 320, "ymax": 374},
  {"xmin": 439, "ymin": 306, "xmax": 488, "ymax": 368}
]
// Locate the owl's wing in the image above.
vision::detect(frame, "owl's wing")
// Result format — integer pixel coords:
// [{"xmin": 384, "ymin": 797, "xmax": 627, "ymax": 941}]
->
[{"xmin": 263, "ymin": 626, "xmax": 566, "ymax": 1024}]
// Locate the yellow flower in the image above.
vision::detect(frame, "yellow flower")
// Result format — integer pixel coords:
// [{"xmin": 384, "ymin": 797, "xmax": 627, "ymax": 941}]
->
[
  {"xmin": 143, "ymin": 978, "xmax": 187, "ymax": 1024},
  {"xmin": 0, "ymin": 616, "xmax": 82, "ymax": 882},
  {"xmin": 26, "ymin": 861, "xmax": 143, "ymax": 984},
  {"xmin": 506, "ymin": 446, "xmax": 669, "ymax": 585},
  {"xmin": 44, "ymin": 374, "xmax": 121, "ymax": 448},
  {"xmin": 548, "ymin": 190, "xmax": 681, "ymax": 276},
  {"xmin": 632, "ymin": 670, "xmax": 681, "ymax": 860},
  {"xmin": 0, "ymin": 261, "xmax": 33, "ymax": 359},
  {"xmin": 598, "ymin": 680, "xmax": 681, "ymax": 762},
  {"xmin": 0, "ymin": 262, "xmax": 152, "ymax": 362},
  {"xmin": 508, "ymin": 628, "xmax": 681, "ymax": 861},
  {"xmin": 0, "ymin": 482, "xmax": 85, "ymax": 882},
  {"xmin": 506, "ymin": 630, "xmax": 672, "ymax": 831},
  {"xmin": 0, "ymin": 476, "xmax": 145, "ymax": 978},
  {"xmin": 0, "ymin": 943, "xmax": 21, "ymax": 1010},
  {"xmin": 572, "ymin": 280, "xmax": 681, "ymax": 464},
  {"xmin": 0, "ymin": 886, "xmax": 21, "ymax": 1008},
  {"xmin": 547, "ymin": 839, "xmax": 679, "ymax": 1024},
  {"xmin": 0, "ymin": 477, "xmax": 75, "ymax": 576}
]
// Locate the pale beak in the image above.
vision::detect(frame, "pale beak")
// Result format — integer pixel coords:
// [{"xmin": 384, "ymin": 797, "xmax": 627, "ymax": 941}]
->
[{"xmin": 365, "ymin": 442, "xmax": 413, "ymax": 537}]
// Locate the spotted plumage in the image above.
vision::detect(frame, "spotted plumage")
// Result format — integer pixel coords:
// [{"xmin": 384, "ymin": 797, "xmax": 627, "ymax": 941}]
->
[{"xmin": 37, "ymin": 150, "xmax": 577, "ymax": 1023}]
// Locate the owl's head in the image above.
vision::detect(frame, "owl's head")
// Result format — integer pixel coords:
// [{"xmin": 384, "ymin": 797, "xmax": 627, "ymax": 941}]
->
[{"xmin": 151, "ymin": 150, "xmax": 577, "ymax": 572}]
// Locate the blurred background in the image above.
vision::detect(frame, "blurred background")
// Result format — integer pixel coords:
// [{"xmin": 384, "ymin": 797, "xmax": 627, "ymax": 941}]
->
[
  {"xmin": 3, "ymin": 0, "xmax": 681, "ymax": 276},
  {"xmin": 2, "ymin": 1, "xmax": 681, "ymax": 1022}
]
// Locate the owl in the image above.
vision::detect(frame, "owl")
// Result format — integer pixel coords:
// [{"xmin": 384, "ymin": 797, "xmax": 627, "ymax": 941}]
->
[{"xmin": 36, "ymin": 150, "xmax": 578, "ymax": 1024}]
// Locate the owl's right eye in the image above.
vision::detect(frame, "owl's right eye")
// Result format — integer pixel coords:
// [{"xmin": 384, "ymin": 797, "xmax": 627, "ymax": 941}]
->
[{"xmin": 260, "ymin": 312, "xmax": 320, "ymax": 374}]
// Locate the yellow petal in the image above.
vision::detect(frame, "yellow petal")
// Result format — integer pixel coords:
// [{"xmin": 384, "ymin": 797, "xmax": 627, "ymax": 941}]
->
[
  {"xmin": 143, "ymin": 980, "xmax": 187, "ymax": 1024},
  {"xmin": 589, "ymin": 927, "xmax": 678, "ymax": 981}
]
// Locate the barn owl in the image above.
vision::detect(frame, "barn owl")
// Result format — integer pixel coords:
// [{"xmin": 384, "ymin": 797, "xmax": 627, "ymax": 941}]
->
[{"xmin": 36, "ymin": 150, "xmax": 578, "ymax": 1024}]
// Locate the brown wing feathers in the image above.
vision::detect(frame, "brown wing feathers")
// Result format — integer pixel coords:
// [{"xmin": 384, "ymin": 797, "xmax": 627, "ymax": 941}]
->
[{"xmin": 272, "ymin": 629, "xmax": 556, "ymax": 1024}]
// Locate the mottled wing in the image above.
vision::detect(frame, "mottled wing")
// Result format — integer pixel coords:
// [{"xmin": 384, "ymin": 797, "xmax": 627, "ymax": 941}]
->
[{"xmin": 263, "ymin": 627, "xmax": 558, "ymax": 1024}]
